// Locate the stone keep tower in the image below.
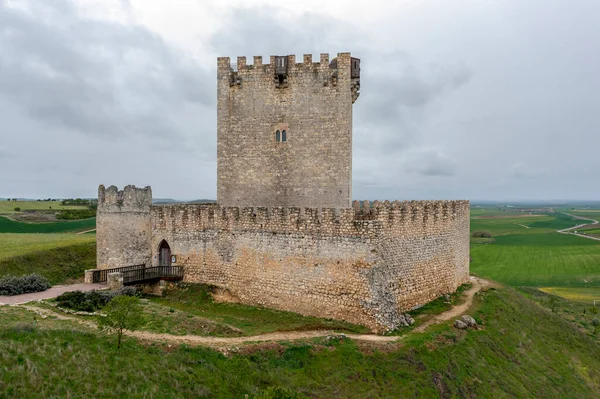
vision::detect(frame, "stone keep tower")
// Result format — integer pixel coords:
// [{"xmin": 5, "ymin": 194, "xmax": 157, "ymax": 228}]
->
[{"xmin": 217, "ymin": 53, "xmax": 361, "ymax": 208}]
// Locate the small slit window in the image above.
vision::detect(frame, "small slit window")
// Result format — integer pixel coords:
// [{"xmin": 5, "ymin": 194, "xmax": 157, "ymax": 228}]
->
[
  {"xmin": 282, "ymin": 130, "xmax": 287, "ymax": 142},
  {"xmin": 275, "ymin": 130, "xmax": 281, "ymax": 142}
]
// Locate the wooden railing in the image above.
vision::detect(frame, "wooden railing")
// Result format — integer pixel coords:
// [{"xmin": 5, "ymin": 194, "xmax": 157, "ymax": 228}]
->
[
  {"xmin": 91, "ymin": 265, "xmax": 183, "ymax": 284},
  {"xmin": 92, "ymin": 264, "xmax": 145, "ymax": 283},
  {"xmin": 122, "ymin": 266, "xmax": 184, "ymax": 285}
]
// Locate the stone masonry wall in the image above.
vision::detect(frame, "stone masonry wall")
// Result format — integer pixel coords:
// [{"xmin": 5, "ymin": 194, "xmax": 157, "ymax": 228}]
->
[
  {"xmin": 96, "ymin": 185, "xmax": 152, "ymax": 269},
  {"xmin": 150, "ymin": 200, "xmax": 470, "ymax": 332},
  {"xmin": 217, "ymin": 53, "xmax": 357, "ymax": 209}
]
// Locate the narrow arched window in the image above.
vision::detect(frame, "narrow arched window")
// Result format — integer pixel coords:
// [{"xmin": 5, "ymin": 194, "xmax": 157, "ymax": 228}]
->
[
  {"xmin": 282, "ymin": 130, "xmax": 287, "ymax": 142},
  {"xmin": 275, "ymin": 130, "xmax": 280, "ymax": 142}
]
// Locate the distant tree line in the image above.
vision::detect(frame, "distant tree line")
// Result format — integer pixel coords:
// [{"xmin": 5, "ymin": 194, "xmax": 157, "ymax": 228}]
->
[
  {"xmin": 56, "ymin": 209, "xmax": 97, "ymax": 220},
  {"xmin": 56, "ymin": 198, "xmax": 98, "ymax": 220},
  {"xmin": 61, "ymin": 198, "xmax": 95, "ymax": 206}
]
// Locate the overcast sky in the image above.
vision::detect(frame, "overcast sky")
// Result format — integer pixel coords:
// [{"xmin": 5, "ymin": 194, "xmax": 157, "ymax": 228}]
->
[{"xmin": 1, "ymin": 0, "xmax": 599, "ymax": 201}]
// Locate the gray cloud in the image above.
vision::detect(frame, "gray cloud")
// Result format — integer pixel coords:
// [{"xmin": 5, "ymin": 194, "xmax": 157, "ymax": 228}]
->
[
  {"xmin": 1, "ymin": 0, "xmax": 599, "ymax": 201},
  {"xmin": 404, "ymin": 149, "xmax": 457, "ymax": 177},
  {"xmin": 0, "ymin": 0, "xmax": 213, "ymax": 144}
]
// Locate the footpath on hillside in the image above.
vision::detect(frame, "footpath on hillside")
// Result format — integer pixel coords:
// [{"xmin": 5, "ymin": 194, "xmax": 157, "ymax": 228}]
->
[{"xmin": 12, "ymin": 276, "xmax": 488, "ymax": 348}]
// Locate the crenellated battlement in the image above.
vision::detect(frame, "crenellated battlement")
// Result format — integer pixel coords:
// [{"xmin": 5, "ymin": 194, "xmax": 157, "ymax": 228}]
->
[
  {"xmin": 151, "ymin": 200, "xmax": 469, "ymax": 238},
  {"xmin": 217, "ymin": 53, "xmax": 348, "ymax": 74},
  {"xmin": 98, "ymin": 184, "xmax": 152, "ymax": 213},
  {"xmin": 217, "ymin": 51, "xmax": 358, "ymax": 208}
]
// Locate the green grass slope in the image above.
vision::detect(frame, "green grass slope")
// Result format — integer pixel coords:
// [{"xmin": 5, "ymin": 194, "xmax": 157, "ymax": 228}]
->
[
  {"xmin": 150, "ymin": 283, "xmax": 370, "ymax": 336},
  {"xmin": 1, "ymin": 287, "xmax": 600, "ymax": 398},
  {"xmin": 0, "ymin": 241, "xmax": 96, "ymax": 284},
  {"xmin": 0, "ymin": 233, "xmax": 95, "ymax": 261},
  {"xmin": 0, "ymin": 216, "xmax": 96, "ymax": 233}
]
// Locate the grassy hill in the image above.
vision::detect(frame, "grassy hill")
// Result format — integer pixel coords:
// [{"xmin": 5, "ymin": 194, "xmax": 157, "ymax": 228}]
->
[
  {"xmin": 0, "ymin": 239, "xmax": 96, "ymax": 284},
  {"xmin": 0, "ymin": 233, "xmax": 95, "ymax": 262},
  {"xmin": 0, "ymin": 233, "xmax": 96, "ymax": 284},
  {"xmin": 1, "ymin": 285, "xmax": 600, "ymax": 397}
]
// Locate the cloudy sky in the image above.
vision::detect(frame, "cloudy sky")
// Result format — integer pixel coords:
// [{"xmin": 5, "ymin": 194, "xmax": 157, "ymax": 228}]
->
[{"xmin": 1, "ymin": 0, "xmax": 599, "ymax": 201}]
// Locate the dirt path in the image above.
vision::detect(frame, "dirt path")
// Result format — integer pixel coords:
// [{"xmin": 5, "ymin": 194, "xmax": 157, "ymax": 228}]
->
[
  {"xmin": 0, "ymin": 283, "xmax": 106, "ymax": 305},
  {"xmin": 76, "ymin": 228, "xmax": 96, "ymax": 235},
  {"xmin": 131, "ymin": 330, "xmax": 396, "ymax": 346},
  {"xmin": 14, "ymin": 277, "xmax": 487, "ymax": 347},
  {"xmin": 413, "ymin": 276, "xmax": 488, "ymax": 333},
  {"xmin": 557, "ymin": 212, "xmax": 600, "ymax": 241}
]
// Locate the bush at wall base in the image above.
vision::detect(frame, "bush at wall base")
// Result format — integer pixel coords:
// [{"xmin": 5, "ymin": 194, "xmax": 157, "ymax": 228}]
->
[
  {"xmin": 56, "ymin": 287, "xmax": 137, "ymax": 312},
  {"xmin": 0, "ymin": 274, "xmax": 51, "ymax": 296}
]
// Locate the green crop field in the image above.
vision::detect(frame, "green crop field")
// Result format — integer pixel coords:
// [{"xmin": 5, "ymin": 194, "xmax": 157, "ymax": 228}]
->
[
  {"xmin": 566, "ymin": 210, "xmax": 600, "ymax": 221},
  {"xmin": 0, "ymin": 233, "xmax": 95, "ymax": 262},
  {"xmin": 0, "ymin": 216, "xmax": 96, "ymax": 234},
  {"xmin": 0, "ymin": 201, "xmax": 86, "ymax": 214},
  {"xmin": 579, "ymin": 228, "xmax": 600, "ymax": 235},
  {"xmin": 470, "ymin": 208, "xmax": 600, "ymax": 287},
  {"xmin": 539, "ymin": 286, "xmax": 600, "ymax": 302},
  {"xmin": 470, "ymin": 214, "xmax": 583, "ymax": 237}
]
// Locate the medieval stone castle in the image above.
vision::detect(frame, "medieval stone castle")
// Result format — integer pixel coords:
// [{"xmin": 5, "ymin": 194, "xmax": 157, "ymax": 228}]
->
[{"xmin": 96, "ymin": 53, "xmax": 470, "ymax": 332}]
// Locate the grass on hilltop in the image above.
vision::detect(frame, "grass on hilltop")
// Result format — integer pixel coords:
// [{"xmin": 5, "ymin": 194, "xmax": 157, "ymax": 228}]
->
[
  {"xmin": 0, "ymin": 236, "xmax": 96, "ymax": 284},
  {"xmin": 0, "ymin": 216, "xmax": 96, "ymax": 234},
  {"xmin": 0, "ymin": 233, "xmax": 95, "ymax": 262},
  {"xmin": 2, "ymin": 286, "xmax": 600, "ymax": 398},
  {"xmin": 0, "ymin": 200, "xmax": 87, "ymax": 215}
]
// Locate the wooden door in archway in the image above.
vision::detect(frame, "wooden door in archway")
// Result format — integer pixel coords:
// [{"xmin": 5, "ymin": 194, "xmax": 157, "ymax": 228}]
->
[{"xmin": 159, "ymin": 240, "xmax": 171, "ymax": 266}]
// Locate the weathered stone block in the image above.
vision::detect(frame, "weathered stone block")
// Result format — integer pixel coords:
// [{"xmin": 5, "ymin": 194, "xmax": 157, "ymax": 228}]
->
[{"xmin": 107, "ymin": 272, "xmax": 123, "ymax": 290}]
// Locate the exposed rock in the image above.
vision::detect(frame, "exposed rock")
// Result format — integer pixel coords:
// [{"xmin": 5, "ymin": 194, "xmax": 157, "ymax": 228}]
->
[
  {"xmin": 454, "ymin": 319, "xmax": 468, "ymax": 329},
  {"xmin": 461, "ymin": 315, "xmax": 477, "ymax": 327}
]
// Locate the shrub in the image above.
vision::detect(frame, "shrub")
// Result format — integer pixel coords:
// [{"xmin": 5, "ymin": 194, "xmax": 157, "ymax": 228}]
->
[
  {"xmin": 256, "ymin": 386, "xmax": 307, "ymax": 399},
  {"xmin": 14, "ymin": 207, "xmax": 21, "ymax": 212},
  {"xmin": 0, "ymin": 274, "xmax": 51, "ymax": 296},
  {"xmin": 56, "ymin": 287, "xmax": 137, "ymax": 312},
  {"xmin": 471, "ymin": 231, "xmax": 492, "ymax": 238}
]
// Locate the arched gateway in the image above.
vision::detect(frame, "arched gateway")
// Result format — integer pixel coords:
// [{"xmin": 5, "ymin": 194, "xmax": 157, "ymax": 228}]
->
[{"xmin": 158, "ymin": 240, "xmax": 171, "ymax": 266}]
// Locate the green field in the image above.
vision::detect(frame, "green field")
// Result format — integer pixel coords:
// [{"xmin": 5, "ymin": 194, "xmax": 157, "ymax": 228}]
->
[
  {"xmin": 0, "ymin": 216, "xmax": 96, "ymax": 233},
  {"xmin": 0, "ymin": 233, "xmax": 95, "ymax": 262},
  {"xmin": 578, "ymin": 228, "xmax": 600, "ymax": 235},
  {"xmin": 470, "ymin": 208, "xmax": 600, "ymax": 287},
  {"xmin": 0, "ymin": 200, "xmax": 86, "ymax": 214},
  {"xmin": 538, "ymin": 287, "xmax": 600, "ymax": 302},
  {"xmin": 568, "ymin": 210, "xmax": 600, "ymax": 221}
]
